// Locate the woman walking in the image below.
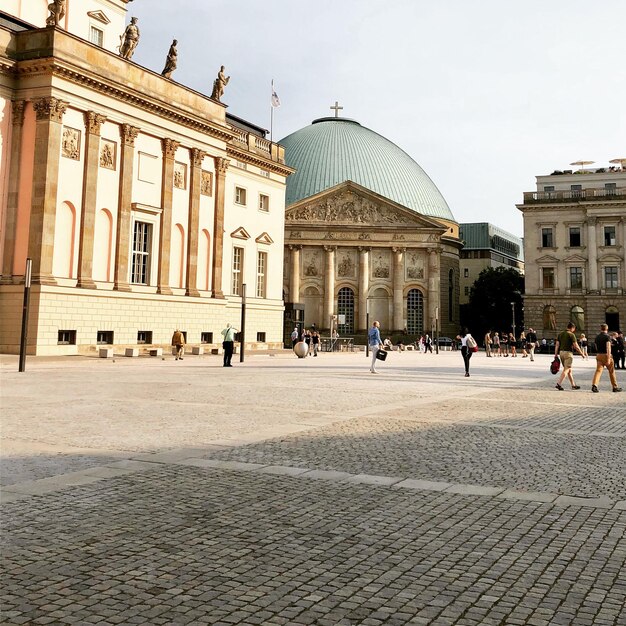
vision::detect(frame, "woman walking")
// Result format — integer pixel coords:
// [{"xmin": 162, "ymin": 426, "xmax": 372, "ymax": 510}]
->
[
  {"xmin": 457, "ymin": 328, "xmax": 476, "ymax": 377},
  {"xmin": 368, "ymin": 321, "xmax": 384, "ymax": 373}
]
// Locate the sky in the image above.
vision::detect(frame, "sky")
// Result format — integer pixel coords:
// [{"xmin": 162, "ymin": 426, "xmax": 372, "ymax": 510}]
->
[{"xmin": 128, "ymin": 0, "xmax": 626, "ymax": 237}]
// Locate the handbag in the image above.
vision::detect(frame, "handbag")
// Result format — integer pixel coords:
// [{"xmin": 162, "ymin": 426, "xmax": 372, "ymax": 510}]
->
[
  {"xmin": 375, "ymin": 349, "xmax": 387, "ymax": 361},
  {"xmin": 550, "ymin": 356, "xmax": 560, "ymax": 375}
]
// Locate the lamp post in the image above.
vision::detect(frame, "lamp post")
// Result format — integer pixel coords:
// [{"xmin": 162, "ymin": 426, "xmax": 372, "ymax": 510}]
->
[
  {"xmin": 365, "ymin": 299, "xmax": 370, "ymax": 358},
  {"xmin": 511, "ymin": 301, "xmax": 516, "ymax": 337},
  {"xmin": 239, "ymin": 283, "xmax": 246, "ymax": 363}
]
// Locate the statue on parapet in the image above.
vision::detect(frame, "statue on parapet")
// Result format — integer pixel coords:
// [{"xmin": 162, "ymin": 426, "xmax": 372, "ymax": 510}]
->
[
  {"xmin": 119, "ymin": 17, "xmax": 140, "ymax": 60},
  {"xmin": 46, "ymin": 0, "xmax": 66, "ymax": 26},
  {"xmin": 161, "ymin": 40, "xmax": 178, "ymax": 79},
  {"xmin": 211, "ymin": 66, "xmax": 230, "ymax": 101}
]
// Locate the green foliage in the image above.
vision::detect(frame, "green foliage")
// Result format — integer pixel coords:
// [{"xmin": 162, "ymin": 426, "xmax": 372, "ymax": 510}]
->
[{"xmin": 461, "ymin": 267, "xmax": 524, "ymax": 338}]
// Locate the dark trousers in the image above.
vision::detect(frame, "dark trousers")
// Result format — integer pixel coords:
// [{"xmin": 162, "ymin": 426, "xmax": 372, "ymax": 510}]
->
[
  {"xmin": 223, "ymin": 341, "xmax": 234, "ymax": 366},
  {"xmin": 461, "ymin": 346, "xmax": 472, "ymax": 373}
]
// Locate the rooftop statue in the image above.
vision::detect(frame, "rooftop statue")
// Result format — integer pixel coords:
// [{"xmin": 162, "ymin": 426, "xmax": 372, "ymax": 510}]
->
[
  {"xmin": 46, "ymin": 0, "xmax": 66, "ymax": 26},
  {"xmin": 119, "ymin": 17, "xmax": 140, "ymax": 60},
  {"xmin": 161, "ymin": 40, "xmax": 178, "ymax": 79},
  {"xmin": 211, "ymin": 66, "xmax": 230, "ymax": 102}
]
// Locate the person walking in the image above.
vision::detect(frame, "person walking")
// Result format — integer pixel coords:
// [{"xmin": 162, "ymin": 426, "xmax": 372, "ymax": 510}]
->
[
  {"xmin": 579, "ymin": 333, "xmax": 589, "ymax": 360},
  {"xmin": 290, "ymin": 327, "xmax": 299, "ymax": 349},
  {"xmin": 457, "ymin": 328, "xmax": 476, "ymax": 377},
  {"xmin": 311, "ymin": 330, "xmax": 320, "ymax": 357},
  {"xmin": 484, "ymin": 331, "xmax": 492, "ymax": 357},
  {"xmin": 424, "ymin": 334, "xmax": 433, "ymax": 353},
  {"xmin": 221, "ymin": 322, "xmax": 238, "ymax": 367},
  {"xmin": 554, "ymin": 322, "xmax": 584, "ymax": 390},
  {"xmin": 591, "ymin": 324, "xmax": 622, "ymax": 393},
  {"xmin": 519, "ymin": 331, "xmax": 528, "ymax": 358},
  {"xmin": 171, "ymin": 328, "xmax": 185, "ymax": 361},
  {"xmin": 526, "ymin": 328, "xmax": 538, "ymax": 361},
  {"xmin": 614, "ymin": 331, "xmax": 625, "ymax": 369},
  {"xmin": 368, "ymin": 320, "xmax": 384, "ymax": 374}
]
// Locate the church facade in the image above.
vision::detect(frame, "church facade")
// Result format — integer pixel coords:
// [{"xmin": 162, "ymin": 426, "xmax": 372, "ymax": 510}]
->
[
  {"xmin": 280, "ymin": 117, "xmax": 462, "ymax": 338},
  {"xmin": 0, "ymin": 1, "xmax": 293, "ymax": 354}
]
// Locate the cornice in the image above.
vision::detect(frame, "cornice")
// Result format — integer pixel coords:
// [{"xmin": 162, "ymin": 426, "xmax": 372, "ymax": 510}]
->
[
  {"xmin": 226, "ymin": 145, "xmax": 295, "ymax": 177},
  {"xmin": 10, "ymin": 58, "xmax": 236, "ymax": 144}
]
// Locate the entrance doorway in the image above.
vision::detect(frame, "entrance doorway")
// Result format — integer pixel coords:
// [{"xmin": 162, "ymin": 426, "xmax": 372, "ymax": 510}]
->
[{"xmin": 605, "ymin": 306, "xmax": 620, "ymax": 331}]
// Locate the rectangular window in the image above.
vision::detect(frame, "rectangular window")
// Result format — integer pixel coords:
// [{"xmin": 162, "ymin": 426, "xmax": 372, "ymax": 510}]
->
[
  {"xmin": 464, "ymin": 286, "xmax": 469, "ymax": 296},
  {"xmin": 605, "ymin": 182, "xmax": 617, "ymax": 195},
  {"xmin": 201, "ymin": 332, "xmax": 213, "ymax": 344},
  {"xmin": 57, "ymin": 330, "xmax": 76, "ymax": 345},
  {"xmin": 257, "ymin": 332, "xmax": 266, "ymax": 342},
  {"xmin": 604, "ymin": 266, "xmax": 618, "ymax": 289},
  {"xmin": 569, "ymin": 267, "xmax": 583, "ymax": 290},
  {"xmin": 89, "ymin": 26, "xmax": 104, "ymax": 47},
  {"xmin": 259, "ymin": 194, "xmax": 270, "ymax": 212},
  {"xmin": 541, "ymin": 227, "xmax": 554, "ymax": 248},
  {"xmin": 131, "ymin": 221, "xmax": 151, "ymax": 284},
  {"xmin": 571, "ymin": 184, "xmax": 582, "ymax": 197},
  {"xmin": 260, "ymin": 169, "xmax": 270, "ymax": 178},
  {"xmin": 235, "ymin": 186, "xmax": 247, "ymax": 206},
  {"xmin": 604, "ymin": 226, "xmax": 616, "ymax": 246},
  {"xmin": 543, "ymin": 185, "xmax": 555, "ymax": 192},
  {"xmin": 568, "ymin": 227, "xmax": 581, "ymax": 247},
  {"xmin": 97, "ymin": 331, "xmax": 114, "ymax": 344},
  {"xmin": 137, "ymin": 331, "xmax": 153, "ymax": 344},
  {"xmin": 542, "ymin": 267, "xmax": 555, "ymax": 289},
  {"xmin": 463, "ymin": 268, "xmax": 469, "ymax": 278},
  {"xmin": 232, "ymin": 246, "xmax": 243, "ymax": 295},
  {"xmin": 256, "ymin": 251, "xmax": 267, "ymax": 298}
]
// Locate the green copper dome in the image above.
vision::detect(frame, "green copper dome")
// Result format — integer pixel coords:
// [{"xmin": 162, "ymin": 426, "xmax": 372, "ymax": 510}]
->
[{"xmin": 279, "ymin": 117, "xmax": 455, "ymax": 222}]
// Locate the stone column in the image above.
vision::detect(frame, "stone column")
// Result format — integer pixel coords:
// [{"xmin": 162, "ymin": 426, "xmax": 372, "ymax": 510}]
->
[
  {"xmin": 114, "ymin": 124, "xmax": 139, "ymax": 291},
  {"xmin": 357, "ymin": 246, "xmax": 370, "ymax": 330},
  {"xmin": 587, "ymin": 217, "xmax": 598, "ymax": 292},
  {"xmin": 427, "ymin": 247, "xmax": 441, "ymax": 330},
  {"xmin": 211, "ymin": 157, "xmax": 229, "ymax": 298},
  {"xmin": 186, "ymin": 148, "xmax": 205, "ymax": 297},
  {"xmin": 621, "ymin": 217, "xmax": 626, "ymax": 292},
  {"xmin": 392, "ymin": 247, "xmax": 405, "ymax": 330},
  {"xmin": 77, "ymin": 111, "xmax": 107, "ymax": 288},
  {"xmin": 324, "ymin": 245, "xmax": 336, "ymax": 327},
  {"xmin": 289, "ymin": 244, "xmax": 302, "ymax": 302},
  {"xmin": 28, "ymin": 97, "xmax": 68, "ymax": 285},
  {"xmin": 157, "ymin": 138, "xmax": 180, "ymax": 295},
  {"xmin": 1, "ymin": 101, "xmax": 25, "ymax": 282}
]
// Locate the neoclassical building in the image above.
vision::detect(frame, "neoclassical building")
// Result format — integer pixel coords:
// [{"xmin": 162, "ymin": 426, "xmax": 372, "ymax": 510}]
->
[
  {"xmin": 279, "ymin": 116, "xmax": 462, "ymax": 338},
  {"xmin": 517, "ymin": 166, "xmax": 626, "ymax": 336},
  {"xmin": 0, "ymin": 2, "xmax": 293, "ymax": 354}
]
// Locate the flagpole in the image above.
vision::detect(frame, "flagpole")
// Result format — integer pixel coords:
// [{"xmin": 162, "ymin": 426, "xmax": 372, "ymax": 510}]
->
[{"xmin": 270, "ymin": 80, "xmax": 274, "ymax": 142}]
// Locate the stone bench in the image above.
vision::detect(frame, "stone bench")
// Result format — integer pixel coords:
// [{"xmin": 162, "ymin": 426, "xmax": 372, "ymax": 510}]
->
[
  {"xmin": 125, "ymin": 348, "xmax": 138, "ymax": 357},
  {"xmin": 99, "ymin": 348, "xmax": 113, "ymax": 358},
  {"xmin": 149, "ymin": 348, "xmax": 163, "ymax": 357},
  {"xmin": 191, "ymin": 346, "xmax": 204, "ymax": 355}
]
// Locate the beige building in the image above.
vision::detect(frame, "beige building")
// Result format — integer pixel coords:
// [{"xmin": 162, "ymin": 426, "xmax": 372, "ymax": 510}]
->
[
  {"xmin": 517, "ymin": 166, "xmax": 626, "ymax": 336},
  {"xmin": 0, "ymin": 2, "xmax": 293, "ymax": 355},
  {"xmin": 279, "ymin": 117, "xmax": 462, "ymax": 339}
]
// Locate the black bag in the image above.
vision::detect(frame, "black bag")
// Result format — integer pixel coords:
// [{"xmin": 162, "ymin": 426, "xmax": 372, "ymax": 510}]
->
[{"xmin": 375, "ymin": 349, "xmax": 387, "ymax": 361}]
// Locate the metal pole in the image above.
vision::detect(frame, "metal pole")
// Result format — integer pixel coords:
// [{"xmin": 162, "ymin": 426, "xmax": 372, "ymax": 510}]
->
[
  {"xmin": 435, "ymin": 306, "xmax": 439, "ymax": 355},
  {"xmin": 511, "ymin": 302, "xmax": 515, "ymax": 336},
  {"xmin": 366, "ymin": 310, "xmax": 370, "ymax": 358},
  {"xmin": 19, "ymin": 258, "xmax": 32, "ymax": 373},
  {"xmin": 240, "ymin": 283, "xmax": 246, "ymax": 363}
]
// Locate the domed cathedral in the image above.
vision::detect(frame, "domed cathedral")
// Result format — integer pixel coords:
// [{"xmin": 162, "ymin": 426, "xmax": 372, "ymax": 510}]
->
[{"xmin": 280, "ymin": 113, "xmax": 462, "ymax": 339}]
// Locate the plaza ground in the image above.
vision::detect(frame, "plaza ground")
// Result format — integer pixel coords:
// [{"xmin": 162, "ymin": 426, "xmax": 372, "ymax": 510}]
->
[{"xmin": 1, "ymin": 350, "xmax": 625, "ymax": 625}]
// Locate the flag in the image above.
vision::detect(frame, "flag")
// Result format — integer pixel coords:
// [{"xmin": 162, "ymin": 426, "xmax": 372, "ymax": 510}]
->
[{"xmin": 271, "ymin": 81, "xmax": 281, "ymax": 108}]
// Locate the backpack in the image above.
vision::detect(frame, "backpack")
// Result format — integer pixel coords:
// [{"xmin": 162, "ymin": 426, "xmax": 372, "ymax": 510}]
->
[{"xmin": 465, "ymin": 335, "xmax": 477, "ymax": 349}]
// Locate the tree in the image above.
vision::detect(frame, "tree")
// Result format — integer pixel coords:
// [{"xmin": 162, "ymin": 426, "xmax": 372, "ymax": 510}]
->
[{"xmin": 461, "ymin": 266, "xmax": 525, "ymax": 339}]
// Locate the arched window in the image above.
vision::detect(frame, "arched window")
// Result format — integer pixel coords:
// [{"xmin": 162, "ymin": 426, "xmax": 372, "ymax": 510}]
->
[
  {"xmin": 337, "ymin": 287, "xmax": 355, "ymax": 334},
  {"xmin": 407, "ymin": 289, "xmax": 424, "ymax": 334},
  {"xmin": 542, "ymin": 305, "xmax": 556, "ymax": 331},
  {"xmin": 448, "ymin": 269, "xmax": 454, "ymax": 322},
  {"xmin": 570, "ymin": 306, "xmax": 585, "ymax": 331}
]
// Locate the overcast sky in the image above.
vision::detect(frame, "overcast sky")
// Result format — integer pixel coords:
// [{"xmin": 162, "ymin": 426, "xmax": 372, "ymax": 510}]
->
[{"xmin": 128, "ymin": 0, "xmax": 626, "ymax": 237}]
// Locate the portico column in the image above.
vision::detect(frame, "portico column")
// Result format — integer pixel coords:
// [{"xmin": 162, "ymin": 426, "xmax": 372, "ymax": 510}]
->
[
  {"xmin": 427, "ymin": 247, "xmax": 441, "ymax": 330},
  {"xmin": 186, "ymin": 148, "xmax": 205, "ymax": 296},
  {"xmin": 77, "ymin": 111, "xmax": 107, "ymax": 288},
  {"xmin": 1, "ymin": 101, "xmax": 25, "ymax": 282},
  {"xmin": 358, "ymin": 246, "xmax": 370, "ymax": 330},
  {"xmin": 28, "ymin": 97, "xmax": 68, "ymax": 285},
  {"xmin": 587, "ymin": 217, "xmax": 598, "ymax": 292},
  {"xmin": 324, "ymin": 245, "xmax": 336, "ymax": 327},
  {"xmin": 211, "ymin": 156, "xmax": 229, "ymax": 298},
  {"xmin": 157, "ymin": 138, "xmax": 180, "ymax": 295},
  {"xmin": 114, "ymin": 123, "xmax": 139, "ymax": 291},
  {"xmin": 621, "ymin": 217, "xmax": 626, "ymax": 291},
  {"xmin": 289, "ymin": 244, "xmax": 302, "ymax": 302},
  {"xmin": 392, "ymin": 247, "xmax": 405, "ymax": 330}
]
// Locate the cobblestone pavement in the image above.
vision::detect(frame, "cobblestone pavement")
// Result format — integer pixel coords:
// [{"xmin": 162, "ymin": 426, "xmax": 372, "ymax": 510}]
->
[{"xmin": 1, "ymin": 351, "xmax": 625, "ymax": 625}]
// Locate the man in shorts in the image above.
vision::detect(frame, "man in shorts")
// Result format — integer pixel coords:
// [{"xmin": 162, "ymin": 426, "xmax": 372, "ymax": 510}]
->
[
  {"xmin": 592, "ymin": 324, "xmax": 622, "ymax": 393},
  {"xmin": 554, "ymin": 322, "xmax": 584, "ymax": 390}
]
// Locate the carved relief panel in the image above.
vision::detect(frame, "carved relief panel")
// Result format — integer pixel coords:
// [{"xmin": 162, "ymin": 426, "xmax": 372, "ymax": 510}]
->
[
  {"xmin": 371, "ymin": 250, "xmax": 391, "ymax": 279},
  {"xmin": 174, "ymin": 162, "xmax": 187, "ymax": 189},
  {"xmin": 336, "ymin": 249, "xmax": 356, "ymax": 278},
  {"xmin": 303, "ymin": 249, "xmax": 321, "ymax": 277},
  {"xmin": 405, "ymin": 250, "xmax": 425, "ymax": 280},
  {"xmin": 201, "ymin": 171, "xmax": 213, "ymax": 196},
  {"xmin": 61, "ymin": 127, "xmax": 81, "ymax": 160},
  {"xmin": 99, "ymin": 139, "xmax": 116, "ymax": 170}
]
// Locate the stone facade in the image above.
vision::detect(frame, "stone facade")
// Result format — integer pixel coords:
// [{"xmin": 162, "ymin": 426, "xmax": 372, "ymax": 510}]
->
[
  {"xmin": 283, "ymin": 182, "xmax": 462, "ymax": 337},
  {"xmin": 0, "ymin": 12, "xmax": 293, "ymax": 354},
  {"xmin": 517, "ymin": 169, "xmax": 626, "ymax": 337}
]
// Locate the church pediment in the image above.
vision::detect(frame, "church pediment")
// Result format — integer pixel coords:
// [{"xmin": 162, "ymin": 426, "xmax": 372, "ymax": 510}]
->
[
  {"xmin": 255, "ymin": 232, "xmax": 274, "ymax": 245},
  {"xmin": 230, "ymin": 227, "xmax": 251, "ymax": 240},
  {"xmin": 87, "ymin": 10, "xmax": 111, "ymax": 24},
  {"xmin": 536, "ymin": 254, "xmax": 559, "ymax": 264},
  {"xmin": 598, "ymin": 253, "xmax": 623, "ymax": 263},
  {"xmin": 563, "ymin": 253, "xmax": 587, "ymax": 263},
  {"xmin": 285, "ymin": 181, "xmax": 446, "ymax": 230}
]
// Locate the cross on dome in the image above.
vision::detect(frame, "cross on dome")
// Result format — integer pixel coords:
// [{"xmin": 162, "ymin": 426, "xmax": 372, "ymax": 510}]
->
[{"xmin": 330, "ymin": 101, "xmax": 343, "ymax": 118}]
